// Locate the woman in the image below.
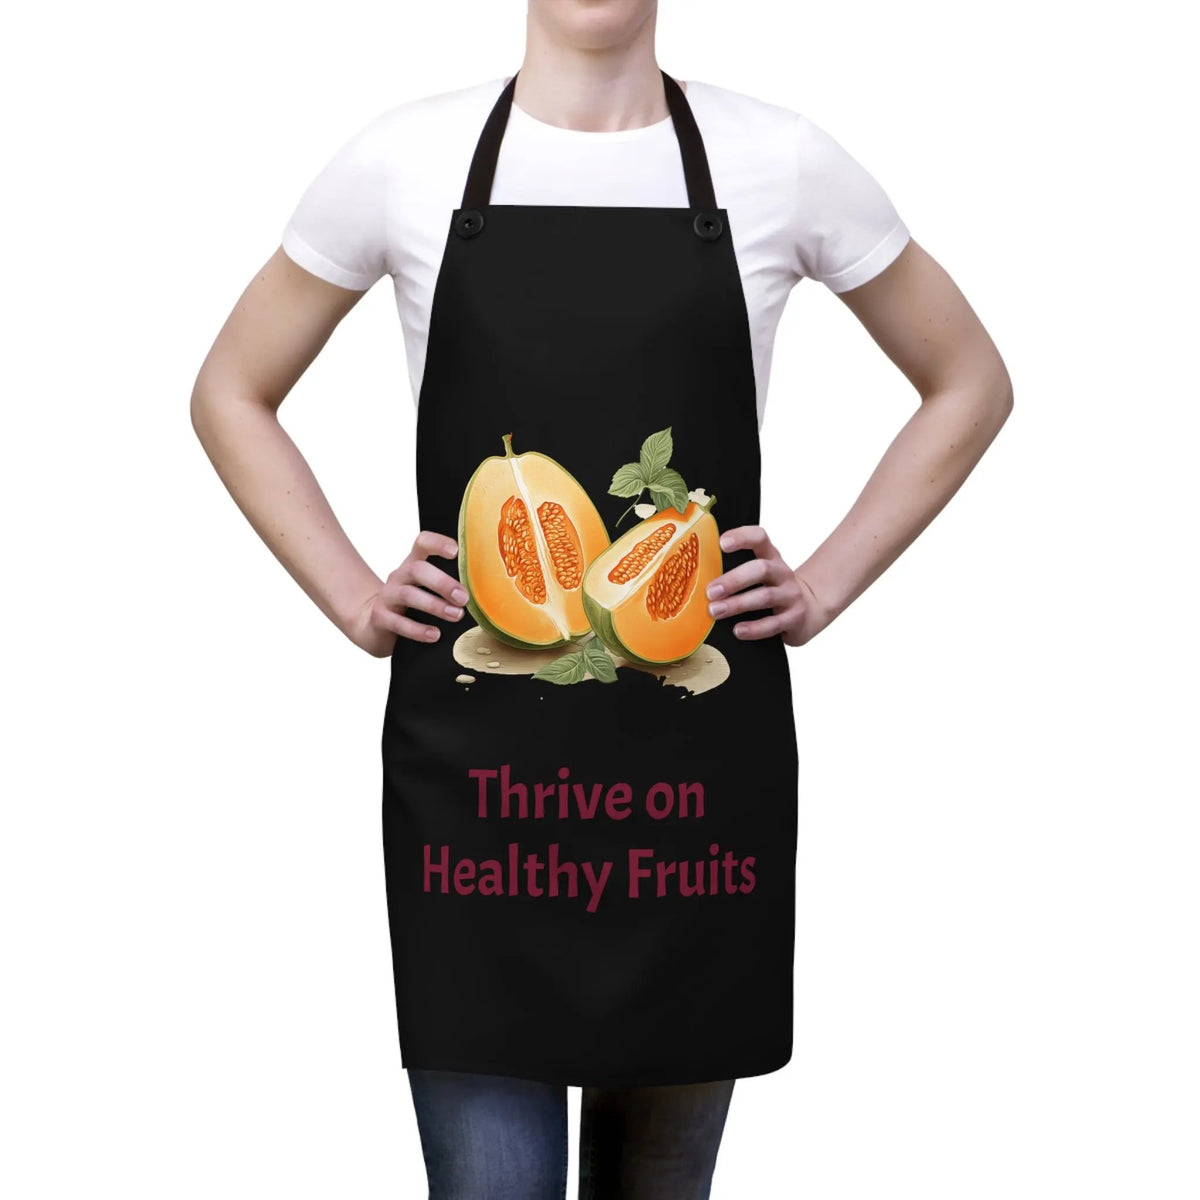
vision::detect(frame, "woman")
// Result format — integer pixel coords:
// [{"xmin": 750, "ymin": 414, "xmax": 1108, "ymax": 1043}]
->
[{"xmin": 191, "ymin": 2, "xmax": 1012, "ymax": 1196}]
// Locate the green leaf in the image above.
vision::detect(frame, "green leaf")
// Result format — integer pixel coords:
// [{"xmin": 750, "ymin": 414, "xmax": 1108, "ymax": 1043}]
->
[
  {"xmin": 583, "ymin": 640, "xmax": 618, "ymax": 683},
  {"xmin": 649, "ymin": 468, "xmax": 689, "ymax": 515},
  {"xmin": 532, "ymin": 651, "xmax": 588, "ymax": 685},
  {"xmin": 639, "ymin": 427, "xmax": 673, "ymax": 480},
  {"xmin": 609, "ymin": 462, "xmax": 648, "ymax": 498}
]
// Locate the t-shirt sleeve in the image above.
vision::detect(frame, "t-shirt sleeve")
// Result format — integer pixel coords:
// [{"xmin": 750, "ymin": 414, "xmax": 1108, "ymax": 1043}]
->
[
  {"xmin": 790, "ymin": 112, "xmax": 911, "ymax": 293},
  {"xmin": 280, "ymin": 111, "xmax": 392, "ymax": 291}
]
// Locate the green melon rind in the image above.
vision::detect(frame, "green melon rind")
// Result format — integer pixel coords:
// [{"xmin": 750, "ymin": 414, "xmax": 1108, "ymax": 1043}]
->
[
  {"xmin": 581, "ymin": 589, "xmax": 625, "ymax": 659},
  {"xmin": 580, "ymin": 498, "xmax": 719, "ymax": 667},
  {"xmin": 456, "ymin": 465, "xmax": 565, "ymax": 651},
  {"xmin": 455, "ymin": 439, "xmax": 608, "ymax": 651},
  {"xmin": 581, "ymin": 577, "xmax": 714, "ymax": 668}
]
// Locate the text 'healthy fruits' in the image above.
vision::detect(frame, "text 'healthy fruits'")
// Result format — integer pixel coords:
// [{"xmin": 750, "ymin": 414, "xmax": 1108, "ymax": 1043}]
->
[
  {"xmin": 458, "ymin": 434, "xmax": 610, "ymax": 649},
  {"xmin": 582, "ymin": 496, "xmax": 721, "ymax": 666}
]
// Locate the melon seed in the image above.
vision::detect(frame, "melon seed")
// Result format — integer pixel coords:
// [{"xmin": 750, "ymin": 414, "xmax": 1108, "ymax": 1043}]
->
[
  {"xmin": 537, "ymin": 501, "xmax": 584, "ymax": 589},
  {"xmin": 608, "ymin": 523, "xmax": 676, "ymax": 584},
  {"xmin": 456, "ymin": 674, "xmax": 476, "ymax": 685},
  {"xmin": 646, "ymin": 532, "xmax": 700, "ymax": 620},
  {"xmin": 486, "ymin": 660, "xmax": 501, "ymax": 668},
  {"xmin": 498, "ymin": 495, "xmax": 547, "ymax": 604}
]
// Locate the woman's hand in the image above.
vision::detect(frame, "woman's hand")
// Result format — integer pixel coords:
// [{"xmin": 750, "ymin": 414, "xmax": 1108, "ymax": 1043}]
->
[
  {"xmin": 706, "ymin": 526, "xmax": 832, "ymax": 647},
  {"xmin": 351, "ymin": 531, "xmax": 469, "ymax": 657}
]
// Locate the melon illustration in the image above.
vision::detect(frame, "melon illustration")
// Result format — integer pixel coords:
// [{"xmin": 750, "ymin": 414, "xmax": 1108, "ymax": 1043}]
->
[
  {"xmin": 458, "ymin": 433, "xmax": 610, "ymax": 650},
  {"xmin": 582, "ymin": 496, "xmax": 721, "ymax": 667}
]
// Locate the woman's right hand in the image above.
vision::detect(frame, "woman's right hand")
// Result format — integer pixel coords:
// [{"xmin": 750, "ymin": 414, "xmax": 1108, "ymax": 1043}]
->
[{"xmin": 350, "ymin": 531, "xmax": 469, "ymax": 657}]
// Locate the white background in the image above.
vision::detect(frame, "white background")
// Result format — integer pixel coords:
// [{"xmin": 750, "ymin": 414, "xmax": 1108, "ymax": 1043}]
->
[{"xmin": 3, "ymin": 1, "xmax": 1197, "ymax": 1196}]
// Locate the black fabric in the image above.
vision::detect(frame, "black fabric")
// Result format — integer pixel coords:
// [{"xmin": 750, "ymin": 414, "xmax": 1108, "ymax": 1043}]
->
[
  {"xmin": 460, "ymin": 73, "xmax": 516, "ymax": 210},
  {"xmin": 381, "ymin": 70, "xmax": 799, "ymax": 1087},
  {"xmin": 660, "ymin": 69, "xmax": 717, "ymax": 211}
]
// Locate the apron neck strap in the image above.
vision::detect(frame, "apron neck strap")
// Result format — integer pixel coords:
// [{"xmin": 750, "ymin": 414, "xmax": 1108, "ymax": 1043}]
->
[{"xmin": 461, "ymin": 69, "xmax": 718, "ymax": 211}]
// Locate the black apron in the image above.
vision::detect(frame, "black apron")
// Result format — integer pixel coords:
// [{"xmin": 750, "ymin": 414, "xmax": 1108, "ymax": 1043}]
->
[{"xmin": 381, "ymin": 69, "xmax": 800, "ymax": 1087}]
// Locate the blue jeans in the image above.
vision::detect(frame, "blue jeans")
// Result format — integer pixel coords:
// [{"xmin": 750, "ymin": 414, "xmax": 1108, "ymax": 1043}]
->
[{"xmin": 407, "ymin": 1068, "xmax": 737, "ymax": 1199}]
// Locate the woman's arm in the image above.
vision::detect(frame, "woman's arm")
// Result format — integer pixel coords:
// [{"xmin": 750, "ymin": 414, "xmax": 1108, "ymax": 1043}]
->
[
  {"xmin": 708, "ymin": 238, "xmax": 1014, "ymax": 643},
  {"xmin": 190, "ymin": 247, "xmax": 468, "ymax": 657}
]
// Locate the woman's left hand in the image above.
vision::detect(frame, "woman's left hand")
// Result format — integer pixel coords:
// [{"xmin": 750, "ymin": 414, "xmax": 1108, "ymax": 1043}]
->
[{"xmin": 706, "ymin": 525, "xmax": 832, "ymax": 647}]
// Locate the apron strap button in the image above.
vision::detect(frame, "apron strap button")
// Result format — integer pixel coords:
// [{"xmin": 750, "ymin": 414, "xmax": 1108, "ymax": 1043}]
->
[
  {"xmin": 454, "ymin": 209, "xmax": 486, "ymax": 239},
  {"xmin": 692, "ymin": 211, "xmax": 724, "ymax": 241}
]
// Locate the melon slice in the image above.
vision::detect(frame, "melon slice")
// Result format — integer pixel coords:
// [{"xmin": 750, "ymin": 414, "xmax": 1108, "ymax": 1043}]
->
[
  {"xmin": 582, "ymin": 497, "xmax": 721, "ymax": 666},
  {"xmin": 458, "ymin": 434, "xmax": 610, "ymax": 649}
]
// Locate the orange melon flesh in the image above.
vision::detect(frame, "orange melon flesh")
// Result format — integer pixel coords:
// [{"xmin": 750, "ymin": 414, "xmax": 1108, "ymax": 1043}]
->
[
  {"xmin": 459, "ymin": 435, "xmax": 610, "ymax": 649},
  {"xmin": 583, "ymin": 500, "xmax": 721, "ymax": 665}
]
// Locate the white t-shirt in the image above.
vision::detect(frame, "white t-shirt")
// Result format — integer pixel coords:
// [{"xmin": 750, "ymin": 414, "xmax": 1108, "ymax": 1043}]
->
[{"xmin": 281, "ymin": 75, "xmax": 911, "ymax": 427}]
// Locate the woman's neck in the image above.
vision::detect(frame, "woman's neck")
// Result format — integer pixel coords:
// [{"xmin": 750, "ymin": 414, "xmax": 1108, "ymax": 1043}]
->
[{"xmin": 515, "ymin": 12, "xmax": 680, "ymax": 133}]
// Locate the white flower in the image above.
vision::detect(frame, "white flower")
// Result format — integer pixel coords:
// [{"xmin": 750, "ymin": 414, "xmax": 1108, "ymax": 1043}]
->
[
  {"xmin": 633, "ymin": 503, "xmax": 657, "ymax": 519},
  {"xmin": 687, "ymin": 487, "xmax": 710, "ymax": 504}
]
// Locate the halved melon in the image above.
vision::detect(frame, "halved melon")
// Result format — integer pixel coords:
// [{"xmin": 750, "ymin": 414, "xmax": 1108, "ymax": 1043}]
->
[
  {"xmin": 582, "ymin": 496, "xmax": 721, "ymax": 666},
  {"xmin": 458, "ymin": 433, "xmax": 610, "ymax": 649}
]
